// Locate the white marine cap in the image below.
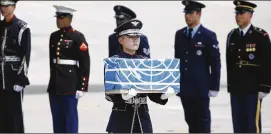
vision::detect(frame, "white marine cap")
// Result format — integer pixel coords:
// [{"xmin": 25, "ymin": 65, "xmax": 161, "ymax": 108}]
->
[
  {"xmin": 0, "ymin": 0, "xmax": 18, "ymax": 6},
  {"xmin": 53, "ymin": 5, "xmax": 76, "ymax": 15}
]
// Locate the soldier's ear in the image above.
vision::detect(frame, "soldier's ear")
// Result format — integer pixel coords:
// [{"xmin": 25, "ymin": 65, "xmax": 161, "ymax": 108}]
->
[{"xmin": 118, "ymin": 36, "xmax": 123, "ymax": 45}]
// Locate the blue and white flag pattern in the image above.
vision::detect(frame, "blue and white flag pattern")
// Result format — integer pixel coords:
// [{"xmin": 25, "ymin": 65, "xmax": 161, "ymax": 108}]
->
[{"xmin": 104, "ymin": 58, "xmax": 181, "ymax": 94}]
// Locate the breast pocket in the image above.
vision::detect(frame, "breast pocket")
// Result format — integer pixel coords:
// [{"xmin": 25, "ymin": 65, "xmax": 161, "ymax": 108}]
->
[{"xmin": 193, "ymin": 43, "xmax": 206, "ymax": 57}]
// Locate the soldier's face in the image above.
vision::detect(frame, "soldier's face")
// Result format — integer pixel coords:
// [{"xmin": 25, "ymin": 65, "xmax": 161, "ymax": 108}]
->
[
  {"xmin": 185, "ymin": 11, "xmax": 201, "ymax": 26},
  {"xmin": 56, "ymin": 16, "xmax": 70, "ymax": 28},
  {"xmin": 0, "ymin": 5, "xmax": 15, "ymax": 17},
  {"xmin": 119, "ymin": 35, "xmax": 140, "ymax": 52},
  {"xmin": 235, "ymin": 11, "xmax": 252, "ymax": 28}
]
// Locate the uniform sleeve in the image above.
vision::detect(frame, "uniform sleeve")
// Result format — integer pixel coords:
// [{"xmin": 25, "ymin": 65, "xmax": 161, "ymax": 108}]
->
[
  {"xmin": 77, "ymin": 34, "xmax": 90, "ymax": 92},
  {"xmin": 137, "ymin": 35, "xmax": 150, "ymax": 58},
  {"xmin": 49, "ymin": 33, "xmax": 53, "ymax": 70},
  {"xmin": 174, "ymin": 31, "xmax": 181, "ymax": 59},
  {"xmin": 207, "ymin": 32, "xmax": 221, "ymax": 91},
  {"xmin": 259, "ymin": 32, "xmax": 271, "ymax": 93},
  {"xmin": 147, "ymin": 93, "xmax": 168, "ymax": 105},
  {"xmin": 16, "ymin": 27, "xmax": 31, "ymax": 86}
]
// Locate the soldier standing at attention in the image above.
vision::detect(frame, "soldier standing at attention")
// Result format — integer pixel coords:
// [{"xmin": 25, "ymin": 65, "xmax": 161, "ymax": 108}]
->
[
  {"xmin": 47, "ymin": 5, "xmax": 90, "ymax": 133},
  {"xmin": 226, "ymin": 0, "xmax": 271, "ymax": 133},
  {"xmin": 0, "ymin": 0, "xmax": 31, "ymax": 132},
  {"xmin": 174, "ymin": 0, "xmax": 221, "ymax": 133}
]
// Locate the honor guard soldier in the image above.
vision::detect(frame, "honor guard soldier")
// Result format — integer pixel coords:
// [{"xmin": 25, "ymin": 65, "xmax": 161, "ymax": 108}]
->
[
  {"xmin": 0, "ymin": 0, "xmax": 31, "ymax": 133},
  {"xmin": 47, "ymin": 5, "xmax": 90, "ymax": 133},
  {"xmin": 174, "ymin": 0, "xmax": 221, "ymax": 133},
  {"xmin": 226, "ymin": 0, "xmax": 271, "ymax": 133},
  {"xmin": 105, "ymin": 19, "xmax": 175, "ymax": 133},
  {"xmin": 108, "ymin": 5, "xmax": 151, "ymax": 58}
]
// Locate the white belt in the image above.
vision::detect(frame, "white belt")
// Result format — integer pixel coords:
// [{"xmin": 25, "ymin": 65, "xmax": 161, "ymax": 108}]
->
[
  {"xmin": 53, "ymin": 59, "xmax": 78, "ymax": 65},
  {"xmin": 0, "ymin": 56, "xmax": 21, "ymax": 62}
]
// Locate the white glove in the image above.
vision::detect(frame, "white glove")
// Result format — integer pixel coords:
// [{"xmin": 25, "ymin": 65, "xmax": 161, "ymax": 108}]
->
[
  {"xmin": 13, "ymin": 85, "xmax": 24, "ymax": 92},
  {"xmin": 121, "ymin": 88, "xmax": 137, "ymax": 100},
  {"xmin": 160, "ymin": 87, "xmax": 176, "ymax": 100},
  {"xmin": 259, "ymin": 92, "xmax": 268, "ymax": 99},
  {"xmin": 76, "ymin": 91, "xmax": 84, "ymax": 99},
  {"xmin": 209, "ymin": 90, "xmax": 219, "ymax": 97}
]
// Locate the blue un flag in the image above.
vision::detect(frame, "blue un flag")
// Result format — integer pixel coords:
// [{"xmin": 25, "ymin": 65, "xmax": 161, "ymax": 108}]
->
[{"xmin": 104, "ymin": 58, "xmax": 181, "ymax": 94}]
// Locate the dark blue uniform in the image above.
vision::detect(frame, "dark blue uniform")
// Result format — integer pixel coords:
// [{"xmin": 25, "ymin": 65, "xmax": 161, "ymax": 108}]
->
[
  {"xmin": 226, "ymin": 25, "xmax": 271, "ymax": 133},
  {"xmin": 226, "ymin": 1, "xmax": 271, "ymax": 133},
  {"xmin": 174, "ymin": 24, "xmax": 221, "ymax": 132},
  {"xmin": 105, "ymin": 52, "xmax": 168, "ymax": 133},
  {"xmin": 0, "ymin": 15, "xmax": 31, "ymax": 133},
  {"xmin": 108, "ymin": 33, "xmax": 150, "ymax": 58}
]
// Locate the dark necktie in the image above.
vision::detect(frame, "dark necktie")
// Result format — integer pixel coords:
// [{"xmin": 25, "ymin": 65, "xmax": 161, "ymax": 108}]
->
[
  {"xmin": 240, "ymin": 30, "xmax": 244, "ymax": 37},
  {"xmin": 188, "ymin": 28, "xmax": 193, "ymax": 40}
]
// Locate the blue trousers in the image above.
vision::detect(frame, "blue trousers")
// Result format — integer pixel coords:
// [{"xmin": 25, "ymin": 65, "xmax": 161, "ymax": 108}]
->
[
  {"xmin": 180, "ymin": 97, "xmax": 211, "ymax": 133},
  {"xmin": 230, "ymin": 93, "xmax": 262, "ymax": 133},
  {"xmin": 49, "ymin": 94, "xmax": 78, "ymax": 133}
]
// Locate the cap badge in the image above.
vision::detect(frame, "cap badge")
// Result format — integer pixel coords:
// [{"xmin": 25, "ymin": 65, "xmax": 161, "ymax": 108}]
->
[{"xmin": 131, "ymin": 21, "xmax": 139, "ymax": 26}]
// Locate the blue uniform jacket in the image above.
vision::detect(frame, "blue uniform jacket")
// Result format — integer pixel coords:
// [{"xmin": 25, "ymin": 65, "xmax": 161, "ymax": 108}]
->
[
  {"xmin": 174, "ymin": 25, "xmax": 221, "ymax": 97},
  {"xmin": 108, "ymin": 33, "xmax": 150, "ymax": 58}
]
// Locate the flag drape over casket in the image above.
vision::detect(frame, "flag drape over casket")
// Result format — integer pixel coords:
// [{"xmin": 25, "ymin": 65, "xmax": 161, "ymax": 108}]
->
[{"xmin": 104, "ymin": 58, "xmax": 181, "ymax": 94}]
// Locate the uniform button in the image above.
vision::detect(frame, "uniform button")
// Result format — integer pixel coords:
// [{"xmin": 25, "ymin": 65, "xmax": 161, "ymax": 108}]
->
[
  {"xmin": 186, "ymin": 52, "xmax": 188, "ymax": 54},
  {"xmin": 83, "ymin": 78, "xmax": 86, "ymax": 81},
  {"xmin": 52, "ymin": 45, "xmax": 54, "ymax": 47},
  {"xmin": 69, "ymin": 70, "xmax": 72, "ymax": 72},
  {"xmin": 81, "ymin": 88, "xmax": 84, "ymax": 90},
  {"xmin": 58, "ymin": 42, "xmax": 60, "ymax": 46},
  {"xmin": 185, "ymin": 68, "xmax": 188, "ymax": 71},
  {"xmin": 185, "ymin": 60, "xmax": 188, "ymax": 62},
  {"xmin": 57, "ymin": 52, "xmax": 59, "ymax": 55},
  {"xmin": 82, "ymin": 83, "xmax": 84, "ymax": 85},
  {"xmin": 238, "ymin": 49, "xmax": 241, "ymax": 52},
  {"xmin": 239, "ymin": 65, "xmax": 242, "ymax": 68},
  {"xmin": 238, "ymin": 56, "xmax": 240, "ymax": 58},
  {"xmin": 61, "ymin": 34, "xmax": 63, "ymax": 37},
  {"xmin": 57, "ymin": 47, "xmax": 60, "ymax": 50},
  {"xmin": 60, "ymin": 39, "xmax": 63, "ymax": 41}
]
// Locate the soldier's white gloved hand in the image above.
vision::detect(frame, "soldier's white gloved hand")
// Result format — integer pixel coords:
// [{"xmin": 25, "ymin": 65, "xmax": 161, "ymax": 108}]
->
[
  {"xmin": 259, "ymin": 92, "xmax": 268, "ymax": 99},
  {"xmin": 76, "ymin": 91, "xmax": 84, "ymax": 99},
  {"xmin": 122, "ymin": 88, "xmax": 137, "ymax": 100},
  {"xmin": 209, "ymin": 90, "xmax": 219, "ymax": 97},
  {"xmin": 161, "ymin": 87, "xmax": 176, "ymax": 100},
  {"xmin": 13, "ymin": 85, "xmax": 24, "ymax": 92}
]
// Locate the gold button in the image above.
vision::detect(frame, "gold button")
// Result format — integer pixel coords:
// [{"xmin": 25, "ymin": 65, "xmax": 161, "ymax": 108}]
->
[
  {"xmin": 253, "ymin": 48, "xmax": 256, "ymax": 52},
  {"xmin": 57, "ymin": 52, "xmax": 59, "ymax": 55},
  {"xmin": 57, "ymin": 47, "xmax": 60, "ymax": 50},
  {"xmin": 58, "ymin": 42, "xmax": 60, "ymax": 46}
]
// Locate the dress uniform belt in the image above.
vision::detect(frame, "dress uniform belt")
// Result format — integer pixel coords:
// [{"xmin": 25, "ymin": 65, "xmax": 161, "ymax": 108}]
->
[
  {"xmin": 125, "ymin": 97, "xmax": 147, "ymax": 104},
  {"xmin": 0, "ymin": 56, "xmax": 21, "ymax": 62},
  {"xmin": 53, "ymin": 58, "xmax": 78, "ymax": 65}
]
